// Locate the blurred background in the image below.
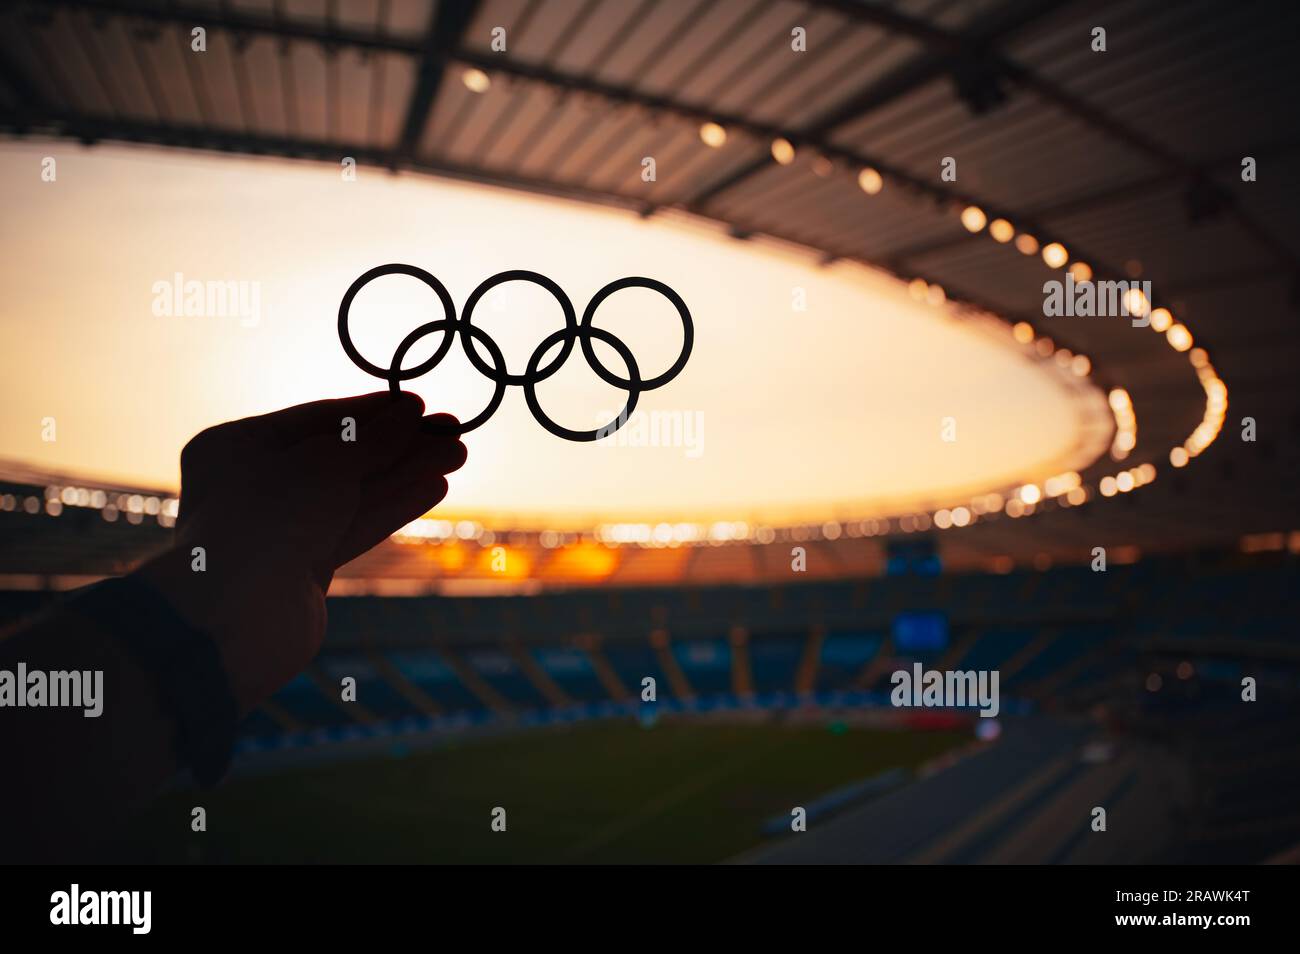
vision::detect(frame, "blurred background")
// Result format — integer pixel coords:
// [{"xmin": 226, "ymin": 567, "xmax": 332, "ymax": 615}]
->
[{"xmin": 1, "ymin": 0, "xmax": 1298, "ymax": 863}]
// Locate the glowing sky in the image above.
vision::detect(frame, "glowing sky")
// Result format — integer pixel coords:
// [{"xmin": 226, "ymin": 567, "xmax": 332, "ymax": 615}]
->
[{"xmin": 0, "ymin": 142, "xmax": 1108, "ymax": 527}]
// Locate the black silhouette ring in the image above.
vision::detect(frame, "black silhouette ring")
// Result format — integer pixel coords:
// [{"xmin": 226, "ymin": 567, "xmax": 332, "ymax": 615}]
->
[{"xmin": 338, "ymin": 264, "xmax": 692, "ymax": 441}]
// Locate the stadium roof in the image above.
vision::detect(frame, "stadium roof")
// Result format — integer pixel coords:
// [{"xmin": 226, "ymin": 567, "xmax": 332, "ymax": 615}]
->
[{"xmin": 2, "ymin": 0, "xmax": 1298, "ymax": 580}]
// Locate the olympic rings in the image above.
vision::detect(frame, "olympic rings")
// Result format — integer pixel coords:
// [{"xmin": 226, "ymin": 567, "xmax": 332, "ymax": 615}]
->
[
  {"xmin": 337, "ymin": 264, "xmax": 692, "ymax": 441},
  {"xmin": 525, "ymin": 325, "xmax": 641, "ymax": 443},
  {"xmin": 338, "ymin": 263, "xmax": 456, "ymax": 380},
  {"xmin": 460, "ymin": 270, "xmax": 576, "ymax": 385},
  {"xmin": 389, "ymin": 319, "xmax": 507, "ymax": 435}
]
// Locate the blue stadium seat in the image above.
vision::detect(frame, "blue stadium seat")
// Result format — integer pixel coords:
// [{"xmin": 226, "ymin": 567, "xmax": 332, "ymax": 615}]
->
[
  {"xmin": 602, "ymin": 642, "xmax": 671, "ymax": 698},
  {"xmin": 317, "ymin": 654, "xmax": 412, "ymax": 720},
  {"xmin": 748, "ymin": 633, "xmax": 804, "ymax": 694},
  {"xmin": 817, "ymin": 632, "xmax": 882, "ymax": 691},
  {"xmin": 268, "ymin": 673, "xmax": 348, "ymax": 729},
  {"xmin": 672, "ymin": 639, "xmax": 732, "ymax": 697},
  {"xmin": 1011, "ymin": 629, "xmax": 1095, "ymax": 685},
  {"xmin": 955, "ymin": 629, "xmax": 1034, "ymax": 671},
  {"xmin": 463, "ymin": 648, "xmax": 549, "ymax": 709},
  {"xmin": 532, "ymin": 647, "xmax": 608, "ymax": 703},
  {"xmin": 238, "ymin": 708, "xmax": 283, "ymax": 740},
  {"xmin": 385, "ymin": 650, "xmax": 484, "ymax": 714}
]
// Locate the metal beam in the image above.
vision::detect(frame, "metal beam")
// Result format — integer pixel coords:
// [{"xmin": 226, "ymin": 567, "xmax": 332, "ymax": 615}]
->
[
  {"xmin": 683, "ymin": 0, "xmax": 1075, "ymax": 209},
  {"xmin": 1, "ymin": 7, "xmax": 1266, "ymax": 342},
  {"xmin": 50, "ymin": 0, "xmax": 1295, "ymax": 275},
  {"xmin": 26, "ymin": 0, "xmax": 1068, "ymax": 226},
  {"xmin": 0, "ymin": 45, "xmax": 49, "ymax": 115},
  {"xmin": 3, "ymin": 112, "xmax": 657, "ymax": 216},
  {"xmin": 1162, "ymin": 265, "xmax": 1297, "ymax": 299},
  {"xmin": 0, "ymin": 48, "xmax": 1069, "ymax": 272},
  {"xmin": 803, "ymin": 0, "xmax": 1062, "ymax": 134},
  {"xmin": 881, "ymin": 140, "xmax": 1300, "ymax": 272},
  {"xmin": 799, "ymin": 0, "xmax": 985, "ymax": 50},
  {"xmin": 42, "ymin": 0, "xmax": 422, "ymax": 54},
  {"xmin": 397, "ymin": 0, "xmax": 481, "ymax": 157},
  {"xmin": 35, "ymin": 0, "xmax": 1053, "ymax": 149}
]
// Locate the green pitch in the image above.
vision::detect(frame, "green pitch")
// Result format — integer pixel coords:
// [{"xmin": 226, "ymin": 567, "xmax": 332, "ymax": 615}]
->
[{"xmin": 132, "ymin": 720, "xmax": 969, "ymax": 863}]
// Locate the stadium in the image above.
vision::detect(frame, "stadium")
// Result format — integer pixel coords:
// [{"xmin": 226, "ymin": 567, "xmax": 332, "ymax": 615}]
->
[{"xmin": 1, "ymin": 0, "xmax": 1298, "ymax": 868}]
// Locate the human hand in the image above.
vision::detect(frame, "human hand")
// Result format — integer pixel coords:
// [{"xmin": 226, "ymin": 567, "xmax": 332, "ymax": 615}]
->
[{"xmin": 137, "ymin": 392, "xmax": 465, "ymax": 712}]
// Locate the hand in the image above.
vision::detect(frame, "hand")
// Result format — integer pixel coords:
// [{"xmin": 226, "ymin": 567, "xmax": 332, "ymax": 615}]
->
[{"xmin": 137, "ymin": 392, "xmax": 465, "ymax": 713}]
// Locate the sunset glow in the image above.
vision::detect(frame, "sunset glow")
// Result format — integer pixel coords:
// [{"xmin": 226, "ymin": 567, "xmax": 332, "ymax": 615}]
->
[{"xmin": 1, "ymin": 143, "xmax": 1110, "ymax": 528}]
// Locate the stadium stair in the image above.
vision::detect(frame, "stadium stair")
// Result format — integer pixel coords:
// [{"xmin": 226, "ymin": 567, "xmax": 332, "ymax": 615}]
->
[
  {"xmin": 253, "ymin": 699, "xmax": 302, "ymax": 733},
  {"xmin": 504, "ymin": 637, "xmax": 572, "ymax": 708},
  {"xmin": 651, "ymin": 628, "xmax": 695, "ymax": 700},
  {"xmin": 905, "ymin": 754, "xmax": 1075, "ymax": 864},
  {"xmin": 982, "ymin": 755, "xmax": 1141, "ymax": 864},
  {"xmin": 585, "ymin": 639, "xmax": 632, "ymax": 701},
  {"xmin": 304, "ymin": 663, "xmax": 378, "ymax": 726},
  {"xmin": 1023, "ymin": 636, "xmax": 1119, "ymax": 703},
  {"xmin": 997, "ymin": 627, "xmax": 1061, "ymax": 684},
  {"xmin": 365, "ymin": 650, "xmax": 442, "ymax": 717},
  {"xmin": 934, "ymin": 627, "xmax": 980, "ymax": 672},
  {"xmin": 729, "ymin": 625, "xmax": 754, "ymax": 697},
  {"xmin": 435, "ymin": 647, "xmax": 514, "ymax": 715},
  {"xmin": 793, "ymin": 624, "xmax": 824, "ymax": 695},
  {"xmin": 854, "ymin": 635, "xmax": 896, "ymax": 691}
]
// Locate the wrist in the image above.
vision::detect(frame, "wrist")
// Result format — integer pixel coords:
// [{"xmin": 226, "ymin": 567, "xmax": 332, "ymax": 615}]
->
[
  {"xmin": 134, "ymin": 547, "xmax": 253, "ymax": 714},
  {"xmin": 135, "ymin": 546, "xmax": 232, "ymax": 649},
  {"xmin": 134, "ymin": 543, "xmax": 326, "ymax": 715},
  {"xmin": 69, "ymin": 571, "xmax": 239, "ymax": 786}
]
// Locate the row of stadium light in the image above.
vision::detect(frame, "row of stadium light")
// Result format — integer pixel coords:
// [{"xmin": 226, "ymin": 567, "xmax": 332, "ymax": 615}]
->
[
  {"xmin": 685, "ymin": 110, "xmax": 1231, "ymax": 488},
  {"xmin": 456, "ymin": 66, "xmax": 895, "ymax": 195},
  {"xmin": 10, "ymin": 296, "xmax": 1211, "ymax": 552},
  {"xmin": 701, "ymin": 123, "xmax": 889, "ymax": 194},
  {"xmin": 938, "ymin": 204, "xmax": 1229, "ymax": 507},
  {"xmin": 0, "ymin": 487, "xmax": 178, "ymax": 527},
  {"xmin": 462, "ymin": 74, "xmax": 883, "ymax": 199},
  {"xmin": 682, "ymin": 117, "xmax": 1202, "ymax": 524},
  {"xmin": 498, "ymin": 194, "xmax": 1226, "ymax": 544},
  {"xmin": 459, "ymin": 66, "xmax": 887, "ymax": 196}
]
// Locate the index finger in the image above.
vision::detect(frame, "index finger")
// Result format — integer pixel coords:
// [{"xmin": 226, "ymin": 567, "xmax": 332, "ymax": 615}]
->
[{"xmin": 242, "ymin": 391, "xmax": 420, "ymax": 448}]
